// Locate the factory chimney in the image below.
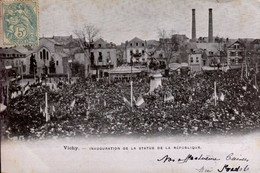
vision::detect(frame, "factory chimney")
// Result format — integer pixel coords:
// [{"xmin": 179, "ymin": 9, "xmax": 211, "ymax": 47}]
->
[
  {"xmin": 191, "ymin": 9, "xmax": 196, "ymax": 42},
  {"xmin": 208, "ymin": 8, "xmax": 213, "ymax": 43}
]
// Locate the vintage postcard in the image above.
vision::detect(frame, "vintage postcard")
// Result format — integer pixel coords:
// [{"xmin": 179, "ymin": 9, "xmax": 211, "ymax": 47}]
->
[{"xmin": 0, "ymin": 0, "xmax": 260, "ymax": 172}]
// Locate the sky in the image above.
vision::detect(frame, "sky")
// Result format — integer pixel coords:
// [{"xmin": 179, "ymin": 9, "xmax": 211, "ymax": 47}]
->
[{"xmin": 39, "ymin": 0, "xmax": 260, "ymax": 44}]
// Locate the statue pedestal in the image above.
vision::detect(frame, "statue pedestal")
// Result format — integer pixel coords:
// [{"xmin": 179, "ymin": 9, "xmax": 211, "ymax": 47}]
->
[{"xmin": 150, "ymin": 73, "xmax": 162, "ymax": 92}]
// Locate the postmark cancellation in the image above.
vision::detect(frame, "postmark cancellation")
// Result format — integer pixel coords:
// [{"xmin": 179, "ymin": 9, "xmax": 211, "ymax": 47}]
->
[{"xmin": 0, "ymin": 0, "xmax": 39, "ymax": 46}]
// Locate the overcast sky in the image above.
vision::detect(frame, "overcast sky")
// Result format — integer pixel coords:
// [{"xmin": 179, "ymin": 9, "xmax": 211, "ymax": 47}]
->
[{"xmin": 39, "ymin": 0, "xmax": 260, "ymax": 44}]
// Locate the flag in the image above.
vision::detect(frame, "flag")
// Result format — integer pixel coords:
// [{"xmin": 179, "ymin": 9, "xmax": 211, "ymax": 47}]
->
[
  {"xmin": 245, "ymin": 63, "xmax": 248, "ymax": 78},
  {"xmin": 219, "ymin": 92, "xmax": 225, "ymax": 101},
  {"xmin": 70, "ymin": 99, "xmax": 75, "ymax": 108},
  {"xmin": 164, "ymin": 93, "xmax": 174, "ymax": 102},
  {"xmin": 45, "ymin": 92, "xmax": 50, "ymax": 122},
  {"xmin": 253, "ymin": 75, "xmax": 259, "ymax": 92},
  {"xmin": 213, "ymin": 82, "xmax": 217, "ymax": 106},
  {"xmin": 40, "ymin": 106, "xmax": 43, "ymax": 113},
  {"xmin": 136, "ymin": 96, "xmax": 146, "ymax": 108},
  {"xmin": 133, "ymin": 96, "xmax": 137, "ymax": 104},
  {"xmin": 123, "ymin": 97, "xmax": 131, "ymax": 107}
]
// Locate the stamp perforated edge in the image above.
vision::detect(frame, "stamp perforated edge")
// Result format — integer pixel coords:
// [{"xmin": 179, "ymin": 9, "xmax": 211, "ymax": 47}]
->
[{"xmin": 0, "ymin": 0, "xmax": 39, "ymax": 47}]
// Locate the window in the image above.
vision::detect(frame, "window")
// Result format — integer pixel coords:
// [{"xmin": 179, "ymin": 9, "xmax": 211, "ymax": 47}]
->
[
  {"xmin": 196, "ymin": 57, "xmax": 199, "ymax": 63},
  {"xmin": 130, "ymin": 43, "xmax": 133, "ymax": 47},
  {"xmin": 203, "ymin": 60, "xmax": 206, "ymax": 66},
  {"xmin": 130, "ymin": 50, "xmax": 133, "ymax": 55},
  {"xmin": 40, "ymin": 52, "xmax": 43, "ymax": 59},
  {"xmin": 98, "ymin": 52, "xmax": 102, "ymax": 62},
  {"xmin": 98, "ymin": 44, "xmax": 102, "ymax": 48},
  {"xmin": 209, "ymin": 51, "xmax": 213, "ymax": 55},
  {"xmin": 190, "ymin": 57, "xmax": 194, "ymax": 63},
  {"xmin": 230, "ymin": 52, "xmax": 236, "ymax": 56},
  {"xmin": 142, "ymin": 43, "xmax": 145, "ymax": 47},
  {"xmin": 142, "ymin": 50, "xmax": 145, "ymax": 55},
  {"xmin": 43, "ymin": 49, "xmax": 46, "ymax": 60},
  {"xmin": 90, "ymin": 52, "xmax": 94, "ymax": 65},
  {"xmin": 238, "ymin": 52, "xmax": 243, "ymax": 56},
  {"xmin": 56, "ymin": 61, "xmax": 59, "ymax": 66},
  {"xmin": 136, "ymin": 43, "xmax": 138, "ymax": 46}
]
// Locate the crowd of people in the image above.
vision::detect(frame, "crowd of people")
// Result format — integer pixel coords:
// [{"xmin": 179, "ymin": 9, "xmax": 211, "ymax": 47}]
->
[{"xmin": 1, "ymin": 68, "xmax": 260, "ymax": 140}]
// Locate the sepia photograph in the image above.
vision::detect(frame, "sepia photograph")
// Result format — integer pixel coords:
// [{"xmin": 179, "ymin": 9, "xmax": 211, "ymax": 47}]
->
[{"xmin": 1, "ymin": 0, "xmax": 260, "ymax": 172}]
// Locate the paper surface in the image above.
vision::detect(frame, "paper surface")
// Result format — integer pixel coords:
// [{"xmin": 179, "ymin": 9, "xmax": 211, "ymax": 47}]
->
[{"xmin": 1, "ymin": 0, "xmax": 260, "ymax": 172}]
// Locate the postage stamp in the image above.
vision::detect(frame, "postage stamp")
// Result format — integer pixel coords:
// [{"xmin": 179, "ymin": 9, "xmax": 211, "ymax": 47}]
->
[{"xmin": 1, "ymin": 0, "xmax": 39, "ymax": 46}]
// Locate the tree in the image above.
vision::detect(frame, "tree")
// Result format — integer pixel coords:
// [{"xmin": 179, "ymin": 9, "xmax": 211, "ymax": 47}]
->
[
  {"xmin": 74, "ymin": 24, "xmax": 100, "ymax": 78},
  {"xmin": 71, "ymin": 61, "xmax": 85, "ymax": 78},
  {"xmin": 49, "ymin": 57, "xmax": 56, "ymax": 73},
  {"xmin": 29, "ymin": 53, "xmax": 37, "ymax": 74},
  {"xmin": 158, "ymin": 29, "xmax": 181, "ymax": 75}
]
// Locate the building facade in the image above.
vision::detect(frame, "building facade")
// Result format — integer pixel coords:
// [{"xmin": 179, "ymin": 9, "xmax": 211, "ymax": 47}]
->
[
  {"xmin": 124, "ymin": 37, "xmax": 148, "ymax": 63},
  {"xmin": 227, "ymin": 41, "xmax": 245, "ymax": 66},
  {"xmin": 28, "ymin": 36, "xmax": 75, "ymax": 76},
  {"xmin": 188, "ymin": 52, "xmax": 203, "ymax": 72},
  {"xmin": 82, "ymin": 38, "xmax": 117, "ymax": 78},
  {"xmin": 0, "ymin": 48, "xmax": 27, "ymax": 77}
]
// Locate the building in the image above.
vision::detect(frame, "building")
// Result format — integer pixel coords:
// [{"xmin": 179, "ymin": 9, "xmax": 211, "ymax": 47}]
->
[
  {"xmin": 77, "ymin": 38, "xmax": 117, "ymax": 78},
  {"xmin": 0, "ymin": 48, "xmax": 27, "ymax": 77},
  {"xmin": 124, "ymin": 37, "xmax": 147, "ymax": 64},
  {"xmin": 188, "ymin": 51, "xmax": 203, "ymax": 72},
  {"xmin": 29, "ymin": 36, "xmax": 77, "ymax": 76},
  {"xmin": 227, "ymin": 40, "xmax": 245, "ymax": 66},
  {"xmin": 0, "ymin": 57, "xmax": 8, "ymax": 105},
  {"xmin": 195, "ymin": 42, "xmax": 225, "ymax": 66},
  {"xmin": 250, "ymin": 39, "xmax": 260, "ymax": 53}
]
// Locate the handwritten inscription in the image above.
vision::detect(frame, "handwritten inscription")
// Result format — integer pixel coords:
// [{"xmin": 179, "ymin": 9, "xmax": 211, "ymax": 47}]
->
[
  {"xmin": 157, "ymin": 153, "xmax": 250, "ymax": 172},
  {"xmin": 196, "ymin": 166, "xmax": 213, "ymax": 172},
  {"xmin": 226, "ymin": 153, "xmax": 249, "ymax": 162},
  {"xmin": 218, "ymin": 165, "xmax": 249, "ymax": 172},
  {"xmin": 157, "ymin": 154, "xmax": 220, "ymax": 163}
]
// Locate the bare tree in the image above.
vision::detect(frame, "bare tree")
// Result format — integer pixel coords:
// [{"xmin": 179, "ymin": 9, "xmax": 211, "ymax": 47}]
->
[
  {"xmin": 74, "ymin": 23, "xmax": 100, "ymax": 77},
  {"xmin": 158, "ymin": 28, "xmax": 180, "ymax": 75}
]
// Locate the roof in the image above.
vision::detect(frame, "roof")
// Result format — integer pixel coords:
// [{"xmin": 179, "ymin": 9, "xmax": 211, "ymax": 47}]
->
[
  {"xmin": 251, "ymin": 39, "xmax": 260, "ymax": 44},
  {"xmin": 129, "ymin": 37, "xmax": 144, "ymax": 43},
  {"xmin": 196, "ymin": 43, "xmax": 220, "ymax": 52},
  {"xmin": 109, "ymin": 65, "xmax": 142, "ymax": 74},
  {"xmin": 227, "ymin": 40, "xmax": 245, "ymax": 48},
  {"xmin": 0, "ymin": 48, "xmax": 25, "ymax": 55},
  {"xmin": 53, "ymin": 35, "xmax": 73, "ymax": 44},
  {"xmin": 40, "ymin": 35, "xmax": 74, "ymax": 46},
  {"xmin": 95, "ymin": 38, "xmax": 107, "ymax": 44}
]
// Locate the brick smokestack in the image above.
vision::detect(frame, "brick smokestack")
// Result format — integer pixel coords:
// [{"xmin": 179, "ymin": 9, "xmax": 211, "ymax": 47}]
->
[
  {"xmin": 208, "ymin": 8, "xmax": 213, "ymax": 43},
  {"xmin": 191, "ymin": 9, "xmax": 196, "ymax": 42}
]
